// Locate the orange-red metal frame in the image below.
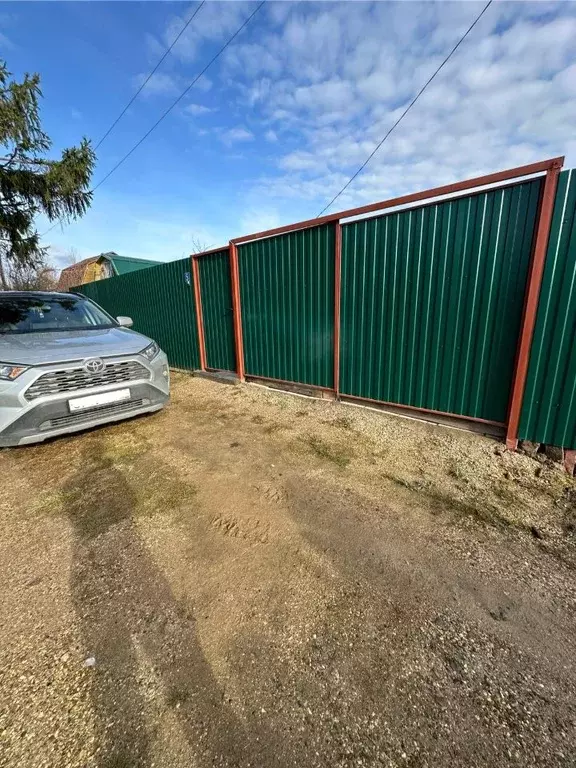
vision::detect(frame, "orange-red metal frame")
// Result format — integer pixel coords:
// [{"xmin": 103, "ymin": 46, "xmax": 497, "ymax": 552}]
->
[
  {"xmin": 231, "ymin": 158, "xmax": 563, "ymax": 245},
  {"xmin": 246, "ymin": 374, "xmax": 335, "ymax": 393},
  {"xmin": 505, "ymin": 157, "xmax": 564, "ymax": 450},
  {"xmin": 229, "ymin": 242, "xmax": 245, "ymax": 381},
  {"xmin": 189, "ymin": 157, "xmax": 564, "ymax": 443},
  {"xmin": 341, "ymin": 394, "xmax": 506, "ymax": 428},
  {"xmin": 333, "ymin": 221, "xmax": 342, "ymax": 397},
  {"xmin": 191, "ymin": 254, "xmax": 207, "ymax": 371}
]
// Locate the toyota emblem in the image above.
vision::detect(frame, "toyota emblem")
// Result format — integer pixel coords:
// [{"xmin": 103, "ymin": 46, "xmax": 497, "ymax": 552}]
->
[{"xmin": 83, "ymin": 357, "xmax": 105, "ymax": 374}]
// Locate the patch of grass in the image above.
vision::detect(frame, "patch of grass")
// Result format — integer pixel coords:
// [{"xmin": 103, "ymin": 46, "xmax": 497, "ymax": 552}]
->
[
  {"xmin": 382, "ymin": 472, "xmax": 527, "ymax": 532},
  {"xmin": 33, "ymin": 439, "xmax": 199, "ymax": 537},
  {"xmin": 305, "ymin": 435, "xmax": 352, "ymax": 468},
  {"xmin": 381, "ymin": 472, "xmax": 429, "ymax": 492},
  {"xmin": 563, "ymin": 510, "xmax": 576, "ymax": 537},
  {"xmin": 263, "ymin": 421, "xmax": 285, "ymax": 434},
  {"xmin": 493, "ymin": 480, "xmax": 518, "ymax": 504},
  {"xmin": 31, "ymin": 489, "xmax": 70, "ymax": 517},
  {"xmin": 102, "ymin": 432, "xmax": 150, "ymax": 464},
  {"xmin": 323, "ymin": 415, "xmax": 353, "ymax": 430},
  {"xmin": 134, "ymin": 470, "xmax": 198, "ymax": 519},
  {"xmin": 447, "ymin": 461, "xmax": 470, "ymax": 484},
  {"xmin": 559, "ymin": 486, "xmax": 576, "ymax": 537},
  {"xmin": 433, "ymin": 492, "xmax": 518, "ymax": 531}
]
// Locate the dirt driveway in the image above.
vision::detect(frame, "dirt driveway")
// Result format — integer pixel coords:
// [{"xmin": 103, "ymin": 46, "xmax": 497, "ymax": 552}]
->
[{"xmin": 1, "ymin": 372, "xmax": 575, "ymax": 768}]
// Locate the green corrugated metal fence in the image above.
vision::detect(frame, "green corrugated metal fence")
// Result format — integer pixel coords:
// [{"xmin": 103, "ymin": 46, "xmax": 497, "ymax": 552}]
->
[
  {"xmin": 70, "ymin": 165, "xmax": 576, "ymax": 450},
  {"xmin": 519, "ymin": 169, "xmax": 576, "ymax": 448},
  {"xmin": 74, "ymin": 257, "xmax": 200, "ymax": 370},
  {"xmin": 340, "ymin": 179, "xmax": 542, "ymax": 423},
  {"xmin": 237, "ymin": 225, "xmax": 335, "ymax": 388},
  {"xmin": 197, "ymin": 249, "xmax": 236, "ymax": 372}
]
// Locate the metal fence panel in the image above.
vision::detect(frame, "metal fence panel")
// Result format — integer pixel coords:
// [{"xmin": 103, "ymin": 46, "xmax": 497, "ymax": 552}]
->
[
  {"xmin": 238, "ymin": 224, "xmax": 335, "ymax": 388},
  {"xmin": 73, "ymin": 257, "xmax": 200, "ymax": 370},
  {"xmin": 197, "ymin": 250, "xmax": 236, "ymax": 372},
  {"xmin": 68, "ymin": 165, "xmax": 576, "ymax": 446},
  {"xmin": 519, "ymin": 169, "xmax": 576, "ymax": 448},
  {"xmin": 340, "ymin": 178, "xmax": 542, "ymax": 423}
]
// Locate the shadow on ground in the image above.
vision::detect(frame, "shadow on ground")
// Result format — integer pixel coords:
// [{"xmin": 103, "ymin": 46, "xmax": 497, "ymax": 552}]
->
[{"xmin": 64, "ymin": 439, "xmax": 284, "ymax": 768}]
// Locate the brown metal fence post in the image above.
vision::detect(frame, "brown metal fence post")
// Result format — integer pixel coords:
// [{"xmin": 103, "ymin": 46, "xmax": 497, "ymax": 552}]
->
[
  {"xmin": 229, "ymin": 242, "xmax": 245, "ymax": 381},
  {"xmin": 505, "ymin": 157, "xmax": 564, "ymax": 451},
  {"xmin": 191, "ymin": 255, "xmax": 207, "ymax": 371},
  {"xmin": 334, "ymin": 221, "xmax": 342, "ymax": 397}
]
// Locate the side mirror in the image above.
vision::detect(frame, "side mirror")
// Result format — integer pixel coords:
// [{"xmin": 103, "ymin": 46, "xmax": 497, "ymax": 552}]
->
[{"xmin": 117, "ymin": 316, "xmax": 133, "ymax": 328}]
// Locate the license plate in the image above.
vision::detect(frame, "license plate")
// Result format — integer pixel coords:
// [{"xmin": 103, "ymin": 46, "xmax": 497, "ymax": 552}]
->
[{"xmin": 68, "ymin": 388, "xmax": 131, "ymax": 412}]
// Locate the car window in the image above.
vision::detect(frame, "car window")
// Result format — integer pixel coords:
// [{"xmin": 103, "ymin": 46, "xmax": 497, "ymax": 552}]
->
[{"xmin": 0, "ymin": 297, "xmax": 115, "ymax": 333}]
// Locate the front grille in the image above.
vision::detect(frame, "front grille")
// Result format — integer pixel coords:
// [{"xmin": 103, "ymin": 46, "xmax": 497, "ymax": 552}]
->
[
  {"xmin": 41, "ymin": 399, "xmax": 146, "ymax": 430},
  {"xmin": 25, "ymin": 360, "xmax": 150, "ymax": 401}
]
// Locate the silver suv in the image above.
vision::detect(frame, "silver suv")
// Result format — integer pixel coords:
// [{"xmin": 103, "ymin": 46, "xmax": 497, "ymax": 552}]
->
[{"xmin": 0, "ymin": 291, "xmax": 169, "ymax": 447}]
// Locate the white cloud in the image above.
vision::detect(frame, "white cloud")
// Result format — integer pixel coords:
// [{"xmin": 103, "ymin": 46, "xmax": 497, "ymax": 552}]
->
[
  {"xmin": 227, "ymin": 1, "xmax": 576, "ymax": 212},
  {"xmin": 0, "ymin": 31, "xmax": 12, "ymax": 49},
  {"xmin": 128, "ymin": 216, "xmax": 226, "ymax": 257},
  {"xmin": 554, "ymin": 63, "xmax": 576, "ymax": 97},
  {"xmin": 184, "ymin": 103, "xmax": 213, "ymax": 116},
  {"xmin": 265, "ymin": 2, "xmax": 294, "ymax": 27},
  {"xmin": 44, "ymin": 210, "xmax": 231, "ymax": 266},
  {"xmin": 133, "ymin": 71, "xmax": 181, "ymax": 97},
  {"xmin": 146, "ymin": 0, "xmax": 576, "ymax": 223},
  {"xmin": 292, "ymin": 79, "xmax": 356, "ymax": 113},
  {"xmin": 157, "ymin": 1, "xmax": 256, "ymax": 63},
  {"xmin": 220, "ymin": 126, "xmax": 254, "ymax": 146},
  {"xmin": 194, "ymin": 75, "xmax": 212, "ymax": 92},
  {"xmin": 224, "ymin": 42, "xmax": 283, "ymax": 79},
  {"xmin": 240, "ymin": 208, "xmax": 281, "ymax": 235},
  {"xmin": 46, "ymin": 244, "xmax": 92, "ymax": 271},
  {"xmin": 243, "ymin": 78, "xmax": 273, "ymax": 106}
]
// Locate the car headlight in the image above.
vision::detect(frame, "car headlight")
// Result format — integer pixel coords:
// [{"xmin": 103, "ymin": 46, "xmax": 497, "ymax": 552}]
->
[
  {"xmin": 0, "ymin": 362, "xmax": 29, "ymax": 380},
  {"xmin": 140, "ymin": 341, "xmax": 160, "ymax": 362}
]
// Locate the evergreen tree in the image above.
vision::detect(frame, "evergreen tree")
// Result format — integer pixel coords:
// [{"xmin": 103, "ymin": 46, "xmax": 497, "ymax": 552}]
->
[{"xmin": 0, "ymin": 61, "xmax": 95, "ymax": 289}]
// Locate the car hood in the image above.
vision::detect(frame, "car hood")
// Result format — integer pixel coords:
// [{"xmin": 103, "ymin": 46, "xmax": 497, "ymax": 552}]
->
[{"xmin": 0, "ymin": 327, "xmax": 151, "ymax": 365}]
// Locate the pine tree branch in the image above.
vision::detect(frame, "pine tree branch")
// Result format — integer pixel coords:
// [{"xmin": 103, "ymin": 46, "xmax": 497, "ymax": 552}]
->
[{"xmin": 0, "ymin": 154, "xmax": 53, "ymax": 168}]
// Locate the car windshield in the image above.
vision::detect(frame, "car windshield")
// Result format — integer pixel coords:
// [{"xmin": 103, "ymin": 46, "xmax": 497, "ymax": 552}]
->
[{"xmin": 0, "ymin": 296, "xmax": 115, "ymax": 334}]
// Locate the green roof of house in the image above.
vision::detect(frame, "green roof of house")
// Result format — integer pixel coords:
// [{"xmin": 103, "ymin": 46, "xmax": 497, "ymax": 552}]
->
[{"xmin": 98, "ymin": 252, "xmax": 163, "ymax": 276}]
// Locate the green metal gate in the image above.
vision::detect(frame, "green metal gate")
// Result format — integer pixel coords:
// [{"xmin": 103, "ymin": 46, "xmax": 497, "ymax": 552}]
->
[
  {"xmin": 339, "ymin": 178, "xmax": 543, "ymax": 424},
  {"xmin": 197, "ymin": 249, "xmax": 236, "ymax": 372},
  {"xmin": 237, "ymin": 225, "xmax": 335, "ymax": 388}
]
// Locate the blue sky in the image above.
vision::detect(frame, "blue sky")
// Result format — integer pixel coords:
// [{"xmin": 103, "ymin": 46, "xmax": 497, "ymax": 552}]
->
[{"xmin": 1, "ymin": 1, "xmax": 575, "ymax": 269}]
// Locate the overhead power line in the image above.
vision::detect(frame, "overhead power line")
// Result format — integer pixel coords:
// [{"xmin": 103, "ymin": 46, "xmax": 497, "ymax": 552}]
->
[
  {"xmin": 93, "ymin": 0, "xmax": 265, "ymax": 192},
  {"xmin": 317, "ymin": 0, "xmax": 494, "ymax": 217},
  {"xmin": 42, "ymin": 0, "xmax": 265, "ymax": 237},
  {"xmin": 95, "ymin": 1, "xmax": 206, "ymax": 150}
]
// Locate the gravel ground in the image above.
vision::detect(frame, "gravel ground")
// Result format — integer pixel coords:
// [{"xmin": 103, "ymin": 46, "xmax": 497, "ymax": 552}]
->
[{"xmin": 1, "ymin": 372, "xmax": 575, "ymax": 768}]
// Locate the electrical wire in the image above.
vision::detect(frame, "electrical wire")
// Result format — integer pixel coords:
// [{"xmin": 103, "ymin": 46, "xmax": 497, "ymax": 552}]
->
[
  {"xmin": 93, "ymin": 1, "xmax": 265, "ymax": 193},
  {"xmin": 317, "ymin": 0, "xmax": 493, "ymax": 217},
  {"xmin": 42, "ymin": 1, "xmax": 265, "ymax": 237},
  {"xmin": 95, "ymin": 1, "xmax": 206, "ymax": 150}
]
